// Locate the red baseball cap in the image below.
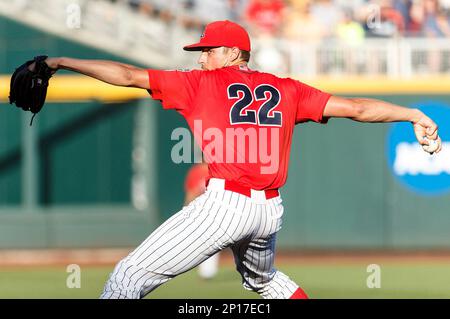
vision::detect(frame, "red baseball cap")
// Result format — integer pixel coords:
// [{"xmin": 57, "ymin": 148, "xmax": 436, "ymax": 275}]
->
[{"xmin": 183, "ymin": 20, "xmax": 251, "ymax": 52}]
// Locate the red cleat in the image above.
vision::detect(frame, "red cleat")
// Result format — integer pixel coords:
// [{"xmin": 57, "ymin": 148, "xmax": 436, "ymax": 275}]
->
[{"xmin": 290, "ymin": 287, "xmax": 309, "ymax": 299}]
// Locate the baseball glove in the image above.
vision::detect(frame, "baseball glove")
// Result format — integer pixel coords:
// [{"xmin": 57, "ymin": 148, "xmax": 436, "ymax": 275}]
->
[{"xmin": 9, "ymin": 55, "xmax": 55, "ymax": 125}]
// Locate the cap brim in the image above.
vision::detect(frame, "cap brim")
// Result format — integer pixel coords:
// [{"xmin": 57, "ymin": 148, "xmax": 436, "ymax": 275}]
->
[{"xmin": 183, "ymin": 42, "xmax": 220, "ymax": 51}]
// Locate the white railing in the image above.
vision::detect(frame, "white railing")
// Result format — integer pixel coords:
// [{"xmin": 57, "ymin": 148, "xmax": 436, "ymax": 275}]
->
[
  {"xmin": 251, "ymin": 37, "xmax": 450, "ymax": 78},
  {"xmin": 1, "ymin": 0, "xmax": 450, "ymax": 78}
]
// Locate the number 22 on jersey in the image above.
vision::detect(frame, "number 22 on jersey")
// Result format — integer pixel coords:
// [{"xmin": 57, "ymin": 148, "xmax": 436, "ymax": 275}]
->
[{"xmin": 227, "ymin": 83, "xmax": 282, "ymax": 127}]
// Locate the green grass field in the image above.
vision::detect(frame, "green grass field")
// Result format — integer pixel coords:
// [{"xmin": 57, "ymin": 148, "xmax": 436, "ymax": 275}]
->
[{"xmin": 1, "ymin": 262, "xmax": 450, "ymax": 299}]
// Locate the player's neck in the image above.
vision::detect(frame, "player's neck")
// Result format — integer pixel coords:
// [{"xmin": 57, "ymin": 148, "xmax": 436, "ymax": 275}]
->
[
  {"xmin": 232, "ymin": 61, "xmax": 247, "ymax": 67},
  {"xmin": 225, "ymin": 61, "xmax": 248, "ymax": 69}
]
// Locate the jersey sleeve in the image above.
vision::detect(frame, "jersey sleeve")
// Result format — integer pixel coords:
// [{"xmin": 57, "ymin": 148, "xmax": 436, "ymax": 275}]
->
[
  {"xmin": 147, "ymin": 69, "xmax": 203, "ymax": 116},
  {"xmin": 293, "ymin": 80, "xmax": 332, "ymax": 124}
]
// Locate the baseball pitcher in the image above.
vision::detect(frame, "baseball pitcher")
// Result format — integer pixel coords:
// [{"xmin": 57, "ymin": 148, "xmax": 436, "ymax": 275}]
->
[{"xmin": 9, "ymin": 20, "xmax": 442, "ymax": 299}]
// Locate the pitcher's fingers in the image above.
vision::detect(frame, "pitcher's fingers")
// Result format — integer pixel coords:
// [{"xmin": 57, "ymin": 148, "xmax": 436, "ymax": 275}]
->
[
  {"xmin": 426, "ymin": 124, "xmax": 438, "ymax": 137},
  {"xmin": 419, "ymin": 135, "xmax": 429, "ymax": 145},
  {"xmin": 426, "ymin": 130, "xmax": 438, "ymax": 140},
  {"xmin": 414, "ymin": 127, "xmax": 428, "ymax": 144}
]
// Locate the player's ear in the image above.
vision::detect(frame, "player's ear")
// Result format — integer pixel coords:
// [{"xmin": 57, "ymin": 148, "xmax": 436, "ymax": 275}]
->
[{"xmin": 230, "ymin": 47, "xmax": 240, "ymax": 61}]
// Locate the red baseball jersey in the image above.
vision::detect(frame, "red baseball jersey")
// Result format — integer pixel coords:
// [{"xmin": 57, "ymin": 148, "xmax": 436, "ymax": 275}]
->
[
  {"xmin": 184, "ymin": 163, "xmax": 209, "ymax": 195},
  {"xmin": 148, "ymin": 65, "xmax": 331, "ymax": 190}
]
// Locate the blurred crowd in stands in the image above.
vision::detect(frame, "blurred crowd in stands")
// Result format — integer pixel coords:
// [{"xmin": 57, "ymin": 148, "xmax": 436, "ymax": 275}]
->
[{"xmin": 122, "ymin": 0, "xmax": 450, "ymax": 42}]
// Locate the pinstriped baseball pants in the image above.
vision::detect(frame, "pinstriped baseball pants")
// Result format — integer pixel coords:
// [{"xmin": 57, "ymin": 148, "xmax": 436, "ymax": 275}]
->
[{"xmin": 100, "ymin": 178, "xmax": 300, "ymax": 299}]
